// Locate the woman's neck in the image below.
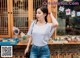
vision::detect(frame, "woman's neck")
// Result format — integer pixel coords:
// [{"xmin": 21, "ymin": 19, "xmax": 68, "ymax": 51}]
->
[{"xmin": 37, "ymin": 19, "xmax": 46, "ymax": 24}]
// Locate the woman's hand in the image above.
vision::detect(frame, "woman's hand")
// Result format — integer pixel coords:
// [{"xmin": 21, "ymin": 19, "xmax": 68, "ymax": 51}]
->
[
  {"xmin": 24, "ymin": 36, "xmax": 32, "ymax": 56},
  {"xmin": 24, "ymin": 47, "xmax": 29, "ymax": 55}
]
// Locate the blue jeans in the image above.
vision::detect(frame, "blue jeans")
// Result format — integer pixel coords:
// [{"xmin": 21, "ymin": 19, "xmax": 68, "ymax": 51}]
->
[{"xmin": 30, "ymin": 44, "xmax": 50, "ymax": 58}]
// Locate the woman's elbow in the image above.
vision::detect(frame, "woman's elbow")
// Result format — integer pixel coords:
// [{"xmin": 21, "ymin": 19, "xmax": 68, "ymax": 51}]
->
[{"xmin": 54, "ymin": 23, "xmax": 59, "ymax": 27}]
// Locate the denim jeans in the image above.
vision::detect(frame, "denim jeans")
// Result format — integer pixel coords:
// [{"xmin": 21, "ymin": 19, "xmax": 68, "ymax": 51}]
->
[{"xmin": 30, "ymin": 44, "xmax": 50, "ymax": 58}]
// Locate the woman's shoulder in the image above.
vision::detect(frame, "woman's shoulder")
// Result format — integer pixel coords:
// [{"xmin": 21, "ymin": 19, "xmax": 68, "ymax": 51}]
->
[
  {"xmin": 47, "ymin": 23, "xmax": 53, "ymax": 26},
  {"xmin": 32, "ymin": 20, "xmax": 37, "ymax": 23},
  {"xmin": 30, "ymin": 20, "xmax": 37, "ymax": 25}
]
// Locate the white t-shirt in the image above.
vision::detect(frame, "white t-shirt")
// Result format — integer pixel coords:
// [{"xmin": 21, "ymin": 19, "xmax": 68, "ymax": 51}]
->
[{"xmin": 27, "ymin": 20, "xmax": 55, "ymax": 46}]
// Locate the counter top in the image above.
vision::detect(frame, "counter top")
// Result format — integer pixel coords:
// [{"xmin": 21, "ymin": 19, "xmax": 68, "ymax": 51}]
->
[{"xmin": 17, "ymin": 39, "xmax": 80, "ymax": 45}]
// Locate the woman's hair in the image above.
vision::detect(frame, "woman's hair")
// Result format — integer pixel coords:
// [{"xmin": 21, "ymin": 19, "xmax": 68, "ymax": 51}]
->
[{"xmin": 36, "ymin": 6, "xmax": 48, "ymax": 23}]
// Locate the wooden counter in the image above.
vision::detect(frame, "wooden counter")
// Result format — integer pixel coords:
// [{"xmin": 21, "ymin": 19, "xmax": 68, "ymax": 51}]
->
[
  {"xmin": 17, "ymin": 39, "xmax": 80, "ymax": 45},
  {"xmin": 0, "ymin": 40, "xmax": 79, "ymax": 58}
]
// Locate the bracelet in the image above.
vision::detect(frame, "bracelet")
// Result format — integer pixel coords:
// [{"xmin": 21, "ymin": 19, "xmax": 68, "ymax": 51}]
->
[{"xmin": 48, "ymin": 12, "xmax": 50, "ymax": 14}]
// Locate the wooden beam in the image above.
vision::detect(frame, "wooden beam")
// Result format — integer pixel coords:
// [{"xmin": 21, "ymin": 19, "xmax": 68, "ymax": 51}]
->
[
  {"xmin": 10, "ymin": 0, "xmax": 14, "ymax": 38},
  {"xmin": 48, "ymin": 0, "xmax": 52, "ymax": 23},
  {"xmin": 28, "ymin": 0, "xmax": 33, "ymax": 27},
  {"xmin": 7, "ymin": 0, "xmax": 11, "ymax": 37}
]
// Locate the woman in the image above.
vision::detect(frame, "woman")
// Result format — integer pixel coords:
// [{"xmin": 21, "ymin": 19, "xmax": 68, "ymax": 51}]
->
[{"xmin": 24, "ymin": 6, "xmax": 58, "ymax": 58}]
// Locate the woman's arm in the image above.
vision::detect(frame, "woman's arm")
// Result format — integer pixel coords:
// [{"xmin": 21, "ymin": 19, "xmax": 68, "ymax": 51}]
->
[
  {"xmin": 24, "ymin": 20, "xmax": 34, "ymax": 55},
  {"xmin": 49, "ymin": 12, "xmax": 59, "ymax": 28},
  {"xmin": 24, "ymin": 35, "xmax": 32, "ymax": 55},
  {"xmin": 26, "ymin": 35, "xmax": 32, "ymax": 49}
]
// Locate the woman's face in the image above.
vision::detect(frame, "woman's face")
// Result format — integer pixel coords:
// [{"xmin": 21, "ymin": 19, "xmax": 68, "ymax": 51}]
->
[{"xmin": 36, "ymin": 8, "xmax": 46, "ymax": 21}]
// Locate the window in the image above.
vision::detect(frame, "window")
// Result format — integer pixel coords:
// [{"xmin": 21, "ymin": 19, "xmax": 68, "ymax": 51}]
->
[{"xmin": 57, "ymin": 0, "xmax": 80, "ymax": 35}]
